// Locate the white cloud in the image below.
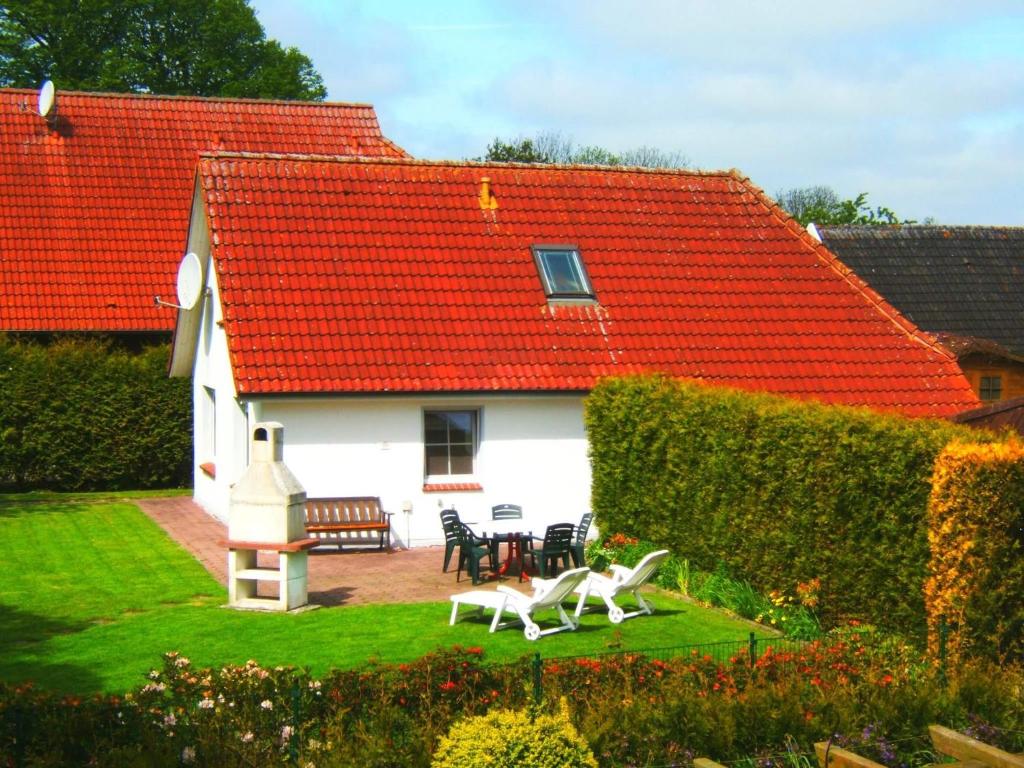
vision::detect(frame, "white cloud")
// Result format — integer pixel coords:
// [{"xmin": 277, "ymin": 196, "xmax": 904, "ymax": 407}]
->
[{"xmin": 249, "ymin": 0, "xmax": 1024, "ymax": 224}]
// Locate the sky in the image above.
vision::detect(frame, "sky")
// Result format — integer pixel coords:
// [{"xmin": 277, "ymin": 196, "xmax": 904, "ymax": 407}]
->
[{"xmin": 250, "ymin": 0, "xmax": 1024, "ymax": 225}]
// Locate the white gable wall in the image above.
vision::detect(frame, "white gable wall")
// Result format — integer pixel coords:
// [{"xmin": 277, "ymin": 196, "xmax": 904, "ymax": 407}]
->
[{"xmin": 192, "ymin": 262, "xmax": 250, "ymax": 519}]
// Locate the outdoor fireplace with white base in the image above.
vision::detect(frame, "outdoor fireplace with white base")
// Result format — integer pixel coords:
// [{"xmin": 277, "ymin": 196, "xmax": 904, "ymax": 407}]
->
[{"xmin": 223, "ymin": 422, "xmax": 319, "ymax": 611}]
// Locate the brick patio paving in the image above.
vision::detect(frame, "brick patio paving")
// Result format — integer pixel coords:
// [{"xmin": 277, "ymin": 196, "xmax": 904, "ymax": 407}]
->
[{"xmin": 138, "ymin": 497, "xmax": 532, "ymax": 607}]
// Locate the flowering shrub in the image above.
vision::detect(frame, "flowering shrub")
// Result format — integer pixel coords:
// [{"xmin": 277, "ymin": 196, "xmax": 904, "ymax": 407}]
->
[
  {"xmin": 754, "ymin": 581, "xmax": 821, "ymax": 641},
  {"xmin": 832, "ymin": 723, "xmax": 916, "ymax": 768},
  {"xmin": 2, "ymin": 644, "xmax": 1023, "ymax": 766},
  {"xmin": 432, "ymin": 700, "xmax": 597, "ymax": 768}
]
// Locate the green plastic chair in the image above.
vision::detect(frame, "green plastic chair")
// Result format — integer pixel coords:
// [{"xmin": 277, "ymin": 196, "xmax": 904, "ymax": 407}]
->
[
  {"xmin": 440, "ymin": 509, "xmax": 461, "ymax": 572},
  {"xmin": 456, "ymin": 523, "xmax": 494, "ymax": 585},
  {"xmin": 525, "ymin": 523, "xmax": 574, "ymax": 579},
  {"xmin": 570, "ymin": 512, "xmax": 593, "ymax": 568}
]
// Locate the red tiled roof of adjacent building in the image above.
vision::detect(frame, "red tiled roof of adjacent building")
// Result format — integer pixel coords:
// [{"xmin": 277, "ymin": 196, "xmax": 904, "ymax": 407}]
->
[
  {"xmin": 0, "ymin": 88, "xmax": 405, "ymax": 332},
  {"xmin": 191, "ymin": 153, "xmax": 978, "ymax": 418}
]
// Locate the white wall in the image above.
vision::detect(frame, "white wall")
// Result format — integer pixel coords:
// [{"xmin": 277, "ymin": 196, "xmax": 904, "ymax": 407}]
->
[
  {"xmin": 194, "ymin": 384, "xmax": 593, "ymax": 547},
  {"xmin": 192, "ymin": 264, "xmax": 250, "ymax": 519},
  {"xmin": 253, "ymin": 395, "xmax": 592, "ymax": 547}
]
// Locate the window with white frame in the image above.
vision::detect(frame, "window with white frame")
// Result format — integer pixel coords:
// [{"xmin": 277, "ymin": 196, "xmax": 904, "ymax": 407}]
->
[{"xmin": 424, "ymin": 409, "xmax": 478, "ymax": 479}]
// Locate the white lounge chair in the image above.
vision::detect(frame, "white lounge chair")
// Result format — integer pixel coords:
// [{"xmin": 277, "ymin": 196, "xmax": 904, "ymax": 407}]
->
[
  {"xmin": 449, "ymin": 567, "xmax": 590, "ymax": 641},
  {"xmin": 574, "ymin": 549, "xmax": 670, "ymax": 624}
]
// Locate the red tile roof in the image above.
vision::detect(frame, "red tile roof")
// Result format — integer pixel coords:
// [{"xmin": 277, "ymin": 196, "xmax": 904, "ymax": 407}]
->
[
  {"xmin": 193, "ymin": 154, "xmax": 978, "ymax": 418},
  {"xmin": 0, "ymin": 88, "xmax": 405, "ymax": 332}
]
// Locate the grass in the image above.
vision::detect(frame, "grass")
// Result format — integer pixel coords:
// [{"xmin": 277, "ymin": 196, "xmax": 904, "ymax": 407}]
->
[
  {"xmin": 1, "ymin": 498, "xmax": 771, "ymax": 694},
  {"xmin": 0, "ymin": 487, "xmax": 192, "ymax": 505}
]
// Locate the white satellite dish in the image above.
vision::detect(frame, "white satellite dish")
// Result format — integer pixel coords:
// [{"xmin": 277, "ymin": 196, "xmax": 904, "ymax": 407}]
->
[
  {"xmin": 175, "ymin": 252, "xmax": 204, "ymax": 310},
  {"xmin": 806, "ymin": 222, "xmax": 822, "ymax": 242},
  {"xmin": 38, "ymin": 80, "xmax": 56, "ymax": 119}
]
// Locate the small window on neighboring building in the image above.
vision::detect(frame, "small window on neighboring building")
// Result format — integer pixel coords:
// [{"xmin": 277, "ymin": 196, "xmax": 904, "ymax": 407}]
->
[
  {"xmin": 980, "ymin": 375, "xmax": 1003, "ymax": 402},
  {"xmin": 532, "ymin": 245, "xmax": 595, "ymax": 300},
  {"xmin": 424, "ymin": 410, "xmax": 478, "ymax": 478}
]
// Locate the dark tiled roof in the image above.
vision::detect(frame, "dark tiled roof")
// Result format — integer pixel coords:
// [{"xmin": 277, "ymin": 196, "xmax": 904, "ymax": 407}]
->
[
  {"xmin": 185, "ymin": 154, "xmax": 978, "ymax": 417},
  {"xmin": 0, "ymin": 88, "xmax": 406, "ymax": 333},
  {"xmin": 816, "ymin": 225, "xmax": 1024, "ymax": 355},
  {"xmin": 952, "ymin": 395, "xmax": 1024, "ymax": 437}
]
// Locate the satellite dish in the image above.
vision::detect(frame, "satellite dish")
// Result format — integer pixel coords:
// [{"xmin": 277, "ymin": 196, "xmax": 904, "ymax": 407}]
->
[
  {"xmin": 806, "ymin": 222, "xmax": 822, "ymax": 242},
  {"xmin": 176, "ymin": 252, "xmax": 203, "ymax": 310},
  {"xmin": 38, "ymin": 80, "xmax": 56, "ymax": 119}
]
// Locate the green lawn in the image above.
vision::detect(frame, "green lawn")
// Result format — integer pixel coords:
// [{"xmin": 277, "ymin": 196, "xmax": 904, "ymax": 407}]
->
[{"xmin": 0, "ymin": 498, "xmax": 769, "ymax": 694}]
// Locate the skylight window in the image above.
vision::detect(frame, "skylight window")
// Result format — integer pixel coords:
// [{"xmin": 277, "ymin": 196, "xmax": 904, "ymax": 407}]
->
[{"xmin": 532, "ymin": 245, "xmax": 595, "ymax": 301}]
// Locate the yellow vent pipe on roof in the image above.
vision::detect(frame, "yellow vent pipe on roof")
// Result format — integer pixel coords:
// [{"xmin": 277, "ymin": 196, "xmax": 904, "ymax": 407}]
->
[{"xmin": 479, "ymin": 176, "xmax": 498, "ymax": 210}]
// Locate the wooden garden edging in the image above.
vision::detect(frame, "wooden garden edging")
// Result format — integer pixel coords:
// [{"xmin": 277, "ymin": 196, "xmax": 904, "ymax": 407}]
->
[
  {"xmin": 814, "ymin": 743, "xmax": 886, "ymax": 768},
  {"xmin": 928, "ymin": 725, "xmax": 1024, "ymax": 768},
  {"xmin": 695, "ymin": 724, "xmax": 1023, "ymax": 768}
]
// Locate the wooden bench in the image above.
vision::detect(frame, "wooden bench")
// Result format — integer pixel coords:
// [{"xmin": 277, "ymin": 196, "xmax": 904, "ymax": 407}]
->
[{"xmin": 303, "ymin": 496, "xmax": 392, "ymax": 551}]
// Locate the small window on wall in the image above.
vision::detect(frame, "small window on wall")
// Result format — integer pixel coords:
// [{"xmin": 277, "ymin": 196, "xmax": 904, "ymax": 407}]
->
[
  {"xmin": 424, "ymin": 410, "xmax": 478, "ymax": 478},
  {"xmin": 980, "ymin": 375, "xmax": 1002, "ymax": 402},
  {"xmin": 202, "ymin": 386, "xmax": 216, "ymax": 457}
]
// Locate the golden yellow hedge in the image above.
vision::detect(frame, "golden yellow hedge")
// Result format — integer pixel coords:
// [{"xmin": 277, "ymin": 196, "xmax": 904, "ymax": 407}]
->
[{"xmin": 925, "ymin": 440, "xmax": 1024, "ymax": 662}]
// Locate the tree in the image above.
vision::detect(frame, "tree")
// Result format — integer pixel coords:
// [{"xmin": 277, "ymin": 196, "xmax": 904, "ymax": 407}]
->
[
  {"xmin": 481, "ymin": 131, "xmax": 689, "ymax": 169},
  {"xmin": 774, "ymin": 185, "xmax": 915, "ymax": 227},
  {"xmin": 0, "ymin": 0, "xmax": 326, "ymax": 100}
]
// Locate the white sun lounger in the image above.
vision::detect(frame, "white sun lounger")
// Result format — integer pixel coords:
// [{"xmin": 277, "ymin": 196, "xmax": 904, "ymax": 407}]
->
[
  {"xmin": 450, "ymin": 567, "xmax": 591, "ymax": 640},
  {"xmin": 574, "ymin": 549, "xmax": 670, "ymax": 624}
]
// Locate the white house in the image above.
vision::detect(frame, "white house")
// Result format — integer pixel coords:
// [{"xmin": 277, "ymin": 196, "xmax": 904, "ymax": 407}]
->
[{"xmin": 170, "ymin": 154, "xmax": 978, "ymax": 547}]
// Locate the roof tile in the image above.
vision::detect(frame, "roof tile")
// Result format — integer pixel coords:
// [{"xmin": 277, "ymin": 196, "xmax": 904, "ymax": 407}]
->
[
  {"xmin": 190, "ymin": 155, "xmax": 977, "ymax": 417},
  {"xmin": 0, "ymin": 88, "xmax": 404, "ymax": 332},
  {"xmin": 817, "ymin": 225, "xmax": 1024, "ymax": 356}
]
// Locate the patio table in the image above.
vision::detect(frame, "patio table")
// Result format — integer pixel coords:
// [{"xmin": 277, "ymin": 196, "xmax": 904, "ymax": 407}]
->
[{"xmin": 464, "ymin": 518, "xmax": 542, "ymax": 580}]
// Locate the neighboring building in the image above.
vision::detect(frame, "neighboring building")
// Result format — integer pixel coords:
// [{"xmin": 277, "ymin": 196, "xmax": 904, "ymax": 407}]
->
[
  {"xmin": 171, "ymin": 155, "xmax": 978, "ymax": 545},
  {"xmin": 813, "ymin": 225, "xmax": 1024, "ymax": 403},
  {"xmin": 952, "ymin": 395, "xmax": 1024, "ymax": 437},
  {"xmin": 0, "ymin": 87, "xmax": 405, "ymax": 338}
]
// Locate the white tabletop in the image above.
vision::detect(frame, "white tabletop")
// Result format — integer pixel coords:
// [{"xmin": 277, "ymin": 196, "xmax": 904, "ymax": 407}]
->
[
  {"xmin": 466, "ymin": 519, "xmax": 579, "ymax": 538},
  {"xmin": 465, "ymin": 518, "xmax": 547, "ymax": 537}
]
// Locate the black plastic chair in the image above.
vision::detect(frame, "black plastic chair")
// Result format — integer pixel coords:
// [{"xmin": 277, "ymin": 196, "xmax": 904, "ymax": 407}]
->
[
  {"xmin": 570, "ymin": 512, "xmax": 593, "ymax": 568},
  {"xmin": 456, "ymin": 523, "xmax": 494, "ymax": 585},
  {"xmin": 440, "ymin": 509, "xmax": 461, "ymax": 572},
  {"xmin": 525, "ymin": 523, "xmax": 575, "ymax": 579}
]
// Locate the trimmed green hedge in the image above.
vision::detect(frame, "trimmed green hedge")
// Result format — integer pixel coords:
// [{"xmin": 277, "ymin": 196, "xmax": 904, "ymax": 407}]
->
[
  {"xmin": 585, "ymin": 375, "xmax": 988, "ymax": 638},
  {"xmin": 0, "ymin": 336, "xmax": 192, "ymax": 491}
]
